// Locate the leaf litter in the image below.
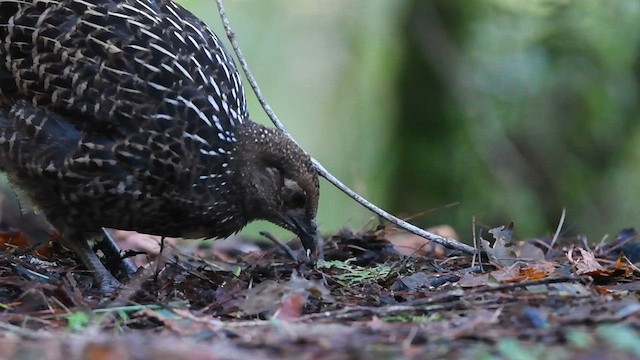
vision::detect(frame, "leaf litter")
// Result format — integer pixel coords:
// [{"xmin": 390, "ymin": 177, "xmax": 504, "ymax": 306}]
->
[{"xmin": 0, "ymin": 224, "xmax": 640, "ymax": 359}]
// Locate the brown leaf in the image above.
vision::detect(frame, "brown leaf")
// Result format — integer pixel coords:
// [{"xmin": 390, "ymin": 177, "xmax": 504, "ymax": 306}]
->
[
  {"xmin": 0, "ymin": 230, "xmax": 33, "ymax": 250},
  {"xmin": 594, "ymin": 285, "xmax": 614, "ymax": 295},
  {"xmin": 515, "ymin": 242, "xmax": 545, "ymax": 261},
  {"xmin": 82, "ymin": 343, "xmax": 129, "ymax": 360},
  {"xmin": 490, "ymin": 266, "xmax": 522, "ymax": 283},
  {"xmin": 239, "ymin": 273, "xmax": 330, "ymax": 316},
  {"xmin": 570, "ymin": 248, "xmax": 611, "ymax": 276},
  {"xmin": 518, "ymin": 261, "xmax": 557, "ymax": 280},
  {"xmin": 482, "ymin": 223, "xmax": 517, "ymax": 267},
  {"xmin": 275, "ymin": 293, "xmax": 305, "ymax": 320},
  {"xmin": 613, "ymin": 254, "xmax": 636, "ymax": 277}
]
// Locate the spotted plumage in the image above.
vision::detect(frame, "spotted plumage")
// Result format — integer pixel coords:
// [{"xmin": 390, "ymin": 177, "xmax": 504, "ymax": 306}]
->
[{"xmin": 0, "ymin": 0, "xmax": 320, "ymax": 292}]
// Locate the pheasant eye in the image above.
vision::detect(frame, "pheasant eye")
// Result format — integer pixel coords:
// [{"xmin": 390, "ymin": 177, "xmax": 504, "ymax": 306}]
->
[{"xmin": 290, "ymin": 191, "xmax": 306, "ymax": 208}]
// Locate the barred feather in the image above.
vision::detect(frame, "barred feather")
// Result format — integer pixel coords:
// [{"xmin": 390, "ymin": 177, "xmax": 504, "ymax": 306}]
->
[{"xmin": 0, "ymin": 0, "xmax": 319, "ymax": 292}]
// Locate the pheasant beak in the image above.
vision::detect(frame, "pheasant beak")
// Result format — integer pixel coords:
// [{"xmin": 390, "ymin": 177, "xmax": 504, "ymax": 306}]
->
[{"xmin": 290, "ymin": 215, "xmax": 322, "ymax": 262}]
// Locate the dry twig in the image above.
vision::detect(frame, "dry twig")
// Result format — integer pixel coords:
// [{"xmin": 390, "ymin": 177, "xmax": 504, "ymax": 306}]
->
[{"xmin": 214, "ymin": 0, "xmax": 476, "ymax": 255}]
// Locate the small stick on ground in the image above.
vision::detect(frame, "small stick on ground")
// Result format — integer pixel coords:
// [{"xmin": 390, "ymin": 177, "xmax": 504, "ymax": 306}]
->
[
  {"xmin": 260, "ymin": 231, "xmax": 298, "ymax": 261},
  {"xmin": 471, "ymin": 216, "xmax": 483, "ymax": 272},
  {"xmin": 213, "ymin": 0, "xmax": 476, "ymax": 255},
  {"xmin": 472, "ymin": 275, "xmax": 590, "ymax": 293},
  {"xmin": 548, "ymin": 208, "xmax": 566, "ymax": 251}
]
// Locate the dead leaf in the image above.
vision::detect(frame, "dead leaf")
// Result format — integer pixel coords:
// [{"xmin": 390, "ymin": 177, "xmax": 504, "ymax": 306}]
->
[
  {"xmin": 276, "ymin": 293, "xmax": 305, "ymax": 320},
  {"xmin": 0, "ymin": 230, "xmax": 33, "ymax": 250},
  {"xmin": 594, "ymin": 286, "xmax": 614, "ymax": 295},
  {"xmin": 569, "ymin": 248, "xmax": 611, "ymax": 276},
  {"xmin": 482, "ymin": 223, "xmax": 517, "ymax": 267},
  {"xmin": 489, "ymin": 266, "xmax": 521, "ymax": 283},
  {"xmin": 239, "ymin": 273, "xmax": 330, "ymax": 316},
  {"xmin": 613, "ymin": 254, "xmax": 635, "ymax": 277},
  {"xmin": 458, "ymin": 273, "xmax": 489, "ymax": 288},
  {"xmin": 518, "ymin": 261, "xmax": 557, "ymax": 280},
  {"xmin": 515, "ymin": 242, "xmax": 545, "ymax": 261}
]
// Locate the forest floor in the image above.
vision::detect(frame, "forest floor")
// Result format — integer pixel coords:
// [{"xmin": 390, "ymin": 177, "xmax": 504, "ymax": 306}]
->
[{"xmin": 1, "ymin": 222, "xmax": 640, "ymax": 360}]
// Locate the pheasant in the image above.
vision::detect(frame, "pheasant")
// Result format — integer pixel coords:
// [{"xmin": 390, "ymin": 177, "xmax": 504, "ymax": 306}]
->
[{"xmin": 0, "ymin": 0, "xmax": 320, "ymax": 293}]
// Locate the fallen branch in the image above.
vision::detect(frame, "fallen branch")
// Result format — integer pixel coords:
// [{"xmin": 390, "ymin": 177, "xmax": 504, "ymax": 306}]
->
[{"xmin": 214, "ymin": 0, "xmax": 476, "ymax": 255}]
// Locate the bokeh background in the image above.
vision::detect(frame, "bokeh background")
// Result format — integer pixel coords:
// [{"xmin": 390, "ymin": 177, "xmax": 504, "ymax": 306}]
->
[
  {"xmin": 174, "ymin": 0, "xmax": 640, "ymax": 243},
  {"xmin": 0, "ymin": 0, "xmax": 637, "ymax": 246},
  {"xmin": 4, "ymin": 0, "xmax": 635, "ymax": 246}
]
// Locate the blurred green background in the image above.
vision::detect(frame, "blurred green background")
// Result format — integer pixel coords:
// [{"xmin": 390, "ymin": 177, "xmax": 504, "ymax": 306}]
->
[{"xmin": 179, "ymin": 0, "xmax": 640, "ymax": 243}]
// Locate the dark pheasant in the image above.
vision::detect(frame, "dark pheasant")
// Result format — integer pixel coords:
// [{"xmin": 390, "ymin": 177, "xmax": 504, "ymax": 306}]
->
[{"xmin": 0, "ymin": 0, "xmax": 320, "ymax": 292}]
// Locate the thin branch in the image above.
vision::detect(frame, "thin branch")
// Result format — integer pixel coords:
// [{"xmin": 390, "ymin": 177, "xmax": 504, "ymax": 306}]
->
[
  {"xmin": 472, "ymin": 275, "xmax": 590, "ymax": 293},
  {"xmin": 548, "ymin": 207, "xmax": 566, "ymax": 250},
  {"xmin": 260, "ymin": 231, "xmax": 299, "ymax": 262},
  {"xmin": 313, "ymin": 161, "xmax": 475, "ymax": 254},
  {"xmin": 214, "ymin": 0, "xmax": 476, "ymax": 255},
  {"xmin": 214, "ymin": 1, "xmax": 286, "ymax": 133}
]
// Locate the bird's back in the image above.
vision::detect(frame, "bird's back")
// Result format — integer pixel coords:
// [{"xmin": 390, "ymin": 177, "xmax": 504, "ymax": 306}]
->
[
  {"xmin": 0, "ymin": 0, "xmax": 247, "ymax": 133},
  {"xmin": 0, "ymin": 0, "xmax": 253, "ymax": 236}
]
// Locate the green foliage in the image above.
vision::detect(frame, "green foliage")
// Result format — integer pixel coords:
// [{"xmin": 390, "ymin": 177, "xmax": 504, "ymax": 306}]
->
[
  {"xmin": 496, "ymin": 338, "xmax": 541, "ymax": 360},
  {"xmin": 460, "ymin": 325, "xmax": 640, "ymax": 359},
  {"xmin": 597, "ymin": 324, "xmax": 640, "ymax": 357},
  {"xmin": 320, "ymin": 259, "xmax": 399, "ymax": 286},
  {"xmin": 66, "ymin": 311, "xmax": 91, "ymax": 332},
  {"xmin": 394, "ymin": 0, "xmax": 640, "ymax": 239},
  {"xmin": 63, "ymin": 304, "xmax": 177, "ymax": 333},
  {"xmin": 566, "ymin": 328, "xmax": 593, "ymax": 349}
]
